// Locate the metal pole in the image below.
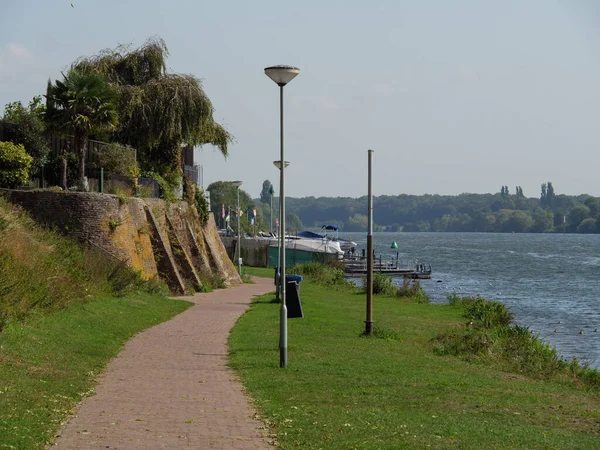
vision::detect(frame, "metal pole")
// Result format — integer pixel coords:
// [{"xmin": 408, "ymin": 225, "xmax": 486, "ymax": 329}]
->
[
  {"xmin": 366, "ymin": 149, "xmax": 374, "ymax": 335},
  {"xmin": 279, "ymin": 84, "xmax": 288, "ymax": 368},
  {"xmin": 100, "ymin": 167, "xmax": 104, "ymax": 193},
  {"xmin": 237, "ymin": 186, "xmax": 241, "ymax": 274},
  {"xmin": 270, "ymin": 193, "xmax": 273, "ymax": 233}
]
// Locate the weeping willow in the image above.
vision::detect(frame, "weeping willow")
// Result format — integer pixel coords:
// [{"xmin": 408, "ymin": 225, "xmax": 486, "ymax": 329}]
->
[{"xmin": 73, "ymin": 37, "xmax": 232, "ymax": 173}]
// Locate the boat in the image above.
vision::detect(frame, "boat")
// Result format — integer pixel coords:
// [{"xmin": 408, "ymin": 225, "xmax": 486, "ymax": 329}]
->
[
  {"xmin": 295, "ymin": 225, "xmax": 357, "ymax": 252},
  {"xmin": 267, "ymin": 235, "xmax": 343, "ymax": 267}
]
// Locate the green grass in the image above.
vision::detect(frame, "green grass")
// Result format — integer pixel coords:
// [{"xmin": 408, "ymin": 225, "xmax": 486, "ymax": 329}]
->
[
  {"xmin": 229, "ymin": 276, "xmax": 600, "ymax": 449},
  {"xmin": 0, "ymin": 195, "xmax": 192, "ymax": 448},
  {"xmin": 0, "ymin": 293, "xmax": 191, "ymax": 449}
]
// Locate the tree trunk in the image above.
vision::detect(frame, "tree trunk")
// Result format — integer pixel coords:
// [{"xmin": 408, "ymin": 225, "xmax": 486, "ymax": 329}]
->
[
  {"xmin": 75, "ymin": 132, "xmax": 89, "ymax": 192},
  {"xmin": 60, "ymin": 145, "xmax": 68, "ymax": 190}
]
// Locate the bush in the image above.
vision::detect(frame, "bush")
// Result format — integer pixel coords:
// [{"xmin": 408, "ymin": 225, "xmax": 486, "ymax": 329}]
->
[
  {"xmin": 0, "ymin": 141, "xmax": 33, "ymax": 188},
  {"xmin": 432, "ymin": 295, "xmax": 599, "ymax": 389},
  {"xmin": 194, "ymin": 184, "xmax": 209, "ymax": 226},
  {"xmin": 290, "ymin": 261, "xmax": 354, "ymax": 289},
  {"xmin": 362, "ymin": 272, "xmax": 395, "ymax": 295},
  {"xmin": 90, "ymin": 142, "xmax": 139, "ymax": 179},
  {"xmin": 464, "ymin": 297, "xmax": 514, "ymax": 329},
  {"xmin": 396, "ymin": 278, "xmax": 429, "ymax": 302}
]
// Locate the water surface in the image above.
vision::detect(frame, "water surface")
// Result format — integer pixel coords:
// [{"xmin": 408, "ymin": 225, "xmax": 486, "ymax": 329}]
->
[{"xmin": 340, "ymin": 232, "xmax": 600, "ymax": 368}]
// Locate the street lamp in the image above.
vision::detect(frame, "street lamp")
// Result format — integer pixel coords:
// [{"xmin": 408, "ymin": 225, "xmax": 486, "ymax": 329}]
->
[
  {"xmin": 269, "ymin": 184, "xmax": 275, "ymax": 234},
  {"xmin": 265, "ymin": 64, "xmax": 299, "ymax": 369},
  {"xmin": 273, "ymin": 160, "xmax": 290, "ymax": 304},
  {"xmin": 231, "ymin": 180, "xmax": 243, "ymax": 275}
]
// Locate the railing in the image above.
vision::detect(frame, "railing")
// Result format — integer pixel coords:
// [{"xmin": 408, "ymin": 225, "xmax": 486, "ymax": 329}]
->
[{"xmin": 183, "ymin": 164, "xmax": 200, "ymax": 185}]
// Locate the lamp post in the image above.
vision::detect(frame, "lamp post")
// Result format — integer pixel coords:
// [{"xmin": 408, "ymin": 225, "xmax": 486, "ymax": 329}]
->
[
  {"xmin": 231, "ymin": 180, "xmax": 243, "ymax": 274},
  {"xmin": 269, "ymin": 184, "xmax": 275, "ymax": 234},
  {"xmin": 273, "ymin": 161, "xmax": 289, "ymax": 304},
  {"xmin": 265, "ymin": 64, "xmax": 299, "ymax": 368}
]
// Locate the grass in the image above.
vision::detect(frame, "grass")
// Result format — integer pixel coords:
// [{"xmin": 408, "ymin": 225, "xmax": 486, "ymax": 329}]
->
[
  {"xmin": 0, "ymin": 293, "xmax": 191, "ymax": 449},
  {"xmin": 230, "ymin": 269, "xmax": 600, "ymax": 449},
  {"xmin": 0, "ymin": 196, "xmax": 192, "ymax": 448}
]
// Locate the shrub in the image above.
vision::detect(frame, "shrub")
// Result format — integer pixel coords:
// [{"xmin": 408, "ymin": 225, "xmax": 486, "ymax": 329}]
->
[
  {"xmin": 0, "ymin": 141, "xmax": 33, "ymax": 188},
  {"xmin": 396, "ymin": 278, "xmax": 429, "ymax": 302},
  {"xmin": 194, "ymin": 184, "xmax": 209, "ymax": 226},
  {"xmin": 290, "ymin": 261, "xmax": 354, "ymax": 289},
  {"xmin": 464, "ymin": 297, "xmax": 514, "ymax": 329},
  {"xmin": 90, "ymin": 142, "xmax": 139, "ymax": 179},
  {"xmin": 362, "ymin": 272, "xmax": 395, "ymax": 295},
  {"xmin": 143, "ymin": 170, "xmax": 179, "ymax": 203},
  {"xmin": 182, "ymin": 174, "xmax": 195, "ymax": 205}
]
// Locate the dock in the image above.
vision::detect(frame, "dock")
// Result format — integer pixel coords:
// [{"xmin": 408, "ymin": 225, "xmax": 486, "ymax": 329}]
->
[{"xmin": 343, "ymin": 255, "xmax": 431, "ymax": 279}]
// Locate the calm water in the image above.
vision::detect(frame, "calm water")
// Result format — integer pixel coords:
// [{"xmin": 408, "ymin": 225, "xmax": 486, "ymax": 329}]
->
[{"xmin": 340, "ymin": 232, "xmax": 600, "ymax": 369}]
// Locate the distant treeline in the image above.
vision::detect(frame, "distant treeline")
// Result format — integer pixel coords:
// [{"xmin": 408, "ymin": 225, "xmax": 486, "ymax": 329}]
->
[{"xmin": 278, "ymin": 183, "xmax": 600, "ymax": 234}]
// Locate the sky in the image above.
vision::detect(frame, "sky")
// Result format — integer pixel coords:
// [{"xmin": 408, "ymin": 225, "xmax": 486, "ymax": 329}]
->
[{"xmin": 1, "ymin": 0, "xmax": 599, "ymax": 199}]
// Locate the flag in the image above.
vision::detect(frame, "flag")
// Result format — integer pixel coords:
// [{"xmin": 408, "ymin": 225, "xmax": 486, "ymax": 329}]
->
[
  {"xmin": 225, "ymin": 214, "xmax": 230, "ymax": 223},
  {"xmin": 250, "ymin": 217, "xmax": 255, "ymax": 225},
  {"xmin": 275, "ymin": 218, "xmax": 279, "ymax": 227},
  {"xmin": 253, "ymin": 208, "xmax": 257, "ymax": 217},
  {"xmin": 221, "ymin": 204, "xmax": 225, "ymax": 219}
]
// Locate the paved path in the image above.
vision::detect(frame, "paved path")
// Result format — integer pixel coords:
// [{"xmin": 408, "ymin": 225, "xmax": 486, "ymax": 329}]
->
[{"xmin": 52, "ymin": 277, "xmax": 275, "ymax": 449}]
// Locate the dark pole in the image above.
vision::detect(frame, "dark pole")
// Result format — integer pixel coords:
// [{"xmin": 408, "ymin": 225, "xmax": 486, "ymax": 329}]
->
[
  {"xmin": 366, "ymin": 149, "xmax": 374, "ymax": 335},
  {"xmin": 279, "ymin": 84, "xmax": 288, "ymax": 368}
]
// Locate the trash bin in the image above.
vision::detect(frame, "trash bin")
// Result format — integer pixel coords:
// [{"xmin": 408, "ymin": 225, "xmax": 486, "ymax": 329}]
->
[{"xmin": 285, "ymin": 274, "xmax": 304, "ymax": 318}]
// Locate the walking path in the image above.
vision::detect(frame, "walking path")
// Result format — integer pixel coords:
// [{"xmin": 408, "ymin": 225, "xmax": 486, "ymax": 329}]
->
[{"xmin": 52, "ymin": 277, "xmax": 275, "ymax": 449}]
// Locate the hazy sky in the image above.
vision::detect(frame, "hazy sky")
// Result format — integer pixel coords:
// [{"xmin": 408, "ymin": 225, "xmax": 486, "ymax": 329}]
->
[{"xmin": 1, "ymin": 0, "xmax": 599, "ymax": 199}]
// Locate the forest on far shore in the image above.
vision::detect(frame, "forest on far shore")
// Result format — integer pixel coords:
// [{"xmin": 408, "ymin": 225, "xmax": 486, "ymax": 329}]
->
[{"xmin": 244, "ymin": 181, "xmax": 600, "ymax": 234}]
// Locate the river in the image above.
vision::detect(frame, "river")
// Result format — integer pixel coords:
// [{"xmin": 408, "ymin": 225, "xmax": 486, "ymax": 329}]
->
[{"xmin": 339, "ymin": 232, "xmax": 600, "ymax": 369}]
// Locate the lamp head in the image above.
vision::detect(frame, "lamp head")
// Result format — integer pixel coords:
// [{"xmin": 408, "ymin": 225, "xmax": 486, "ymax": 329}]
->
[
  {"xmin": 273, "ymin": 160, "xmax": 290, "ymax": 170},
  {"xmin": 264, "ymin": 65, "xmax": 300, "ymax": 86},
  {"xmin": 231, "ymin": 180, "xmax": 243, "ymax": 187}
]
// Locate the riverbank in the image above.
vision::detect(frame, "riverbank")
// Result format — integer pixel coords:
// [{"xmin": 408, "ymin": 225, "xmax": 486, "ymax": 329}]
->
[{"xmin": 230, "ymin": 267, "xmax": 600, "ymax": 449}]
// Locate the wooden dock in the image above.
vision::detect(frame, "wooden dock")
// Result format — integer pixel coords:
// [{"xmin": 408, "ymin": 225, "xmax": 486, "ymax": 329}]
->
[{"xmin": 343, "ymin": 255, "xmax": 431, "ymax": 279}]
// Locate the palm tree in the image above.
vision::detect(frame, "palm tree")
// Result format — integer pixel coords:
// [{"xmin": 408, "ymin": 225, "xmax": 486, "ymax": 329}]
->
[
  {"xmin": 45, "ymin": 69, "xmax": 118, "ymax": 191},
  {"xmin": 72, "ymin": 37, "xmax": 231, "ymax": 177}
]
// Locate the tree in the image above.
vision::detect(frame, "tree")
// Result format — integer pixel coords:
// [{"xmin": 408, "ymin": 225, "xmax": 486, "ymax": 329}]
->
[
  {"xmin": 206, "ymin": 181, "xmax": 255, "ymax": 231},
  {"xmin": 346, "ymin": 213, "xmax": 369, "ymax": 231},
  {"xmin": 568, "ymin": 205, "xmax": 591, "ymax": 232},
  {"xmin": 0, "ymin": 141, "xmax": 33, "ymax": 188},
  {"xmin": 72, "ymin": 38, "xmax": 232, "ymax": 180},
  {"xmin": 584, "ymin": 197, "xmax": 600, "ymax": 217},
  {"xmin": 260, "ymin": 180, "xmax": 273, "ymax": 203},
  {"xmin": 546, "ymin": 182, "xmax": 555, "ymax": 209},
  {"xmin": 286, "ymin": 212, "xmax": 303, "ymax": 233},
  {"xmin": 540, "ymin": 183, "xmax": 547, "ymax": 207},
  {"xmin": 577, "ymin": 218, "xmax": 596, "ymax": 234},
  {"xmin": 2, "ymin": 96, "xmax": 49, "ymax": 177},
  {"xmin": 531, "ymin": 208, "xmax": 554, "ymax": 233},
  {"xmin": 45, "ymin": 69, "xmax": 118, "ymax": 190}
]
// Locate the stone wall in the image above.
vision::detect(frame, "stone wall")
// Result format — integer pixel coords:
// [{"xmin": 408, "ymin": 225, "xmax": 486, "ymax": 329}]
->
[{"xmin": 3, "ymin": 190, "xmax": 241, "ymax": 294}]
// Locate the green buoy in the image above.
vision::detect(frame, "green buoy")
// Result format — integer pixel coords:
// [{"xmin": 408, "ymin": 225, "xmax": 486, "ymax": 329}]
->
[{"xmin": 391, "ymin": 241, "xmax": 398, "ymax": 249}]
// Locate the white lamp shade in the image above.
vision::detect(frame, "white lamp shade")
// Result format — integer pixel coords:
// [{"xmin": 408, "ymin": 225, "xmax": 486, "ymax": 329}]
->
[
  {"xmin": 264, "ymin": 65, "xmax": 300, "ymax": 86},
  {"xmin": 273, "ymin": 160, "xmax": 290, "ymax": 170},
  {"xmin": 231, "ymin": 180, "xmax": 243, "ymax": 187}
]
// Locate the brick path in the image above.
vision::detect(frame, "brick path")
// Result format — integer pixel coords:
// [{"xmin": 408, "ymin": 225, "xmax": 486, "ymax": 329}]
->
[{"xmin": 52, "ymin": 277, "xmax": 275, "ymax": 449}]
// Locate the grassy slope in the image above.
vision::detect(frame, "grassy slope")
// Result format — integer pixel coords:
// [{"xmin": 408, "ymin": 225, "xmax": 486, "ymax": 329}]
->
[
  {"xmin": 0, "ymin": 197, "xmax": 192, "ymax": 448},
  {"xmin": 231, "ymin": 268, "xmax": 600, "ymax": 449}
]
